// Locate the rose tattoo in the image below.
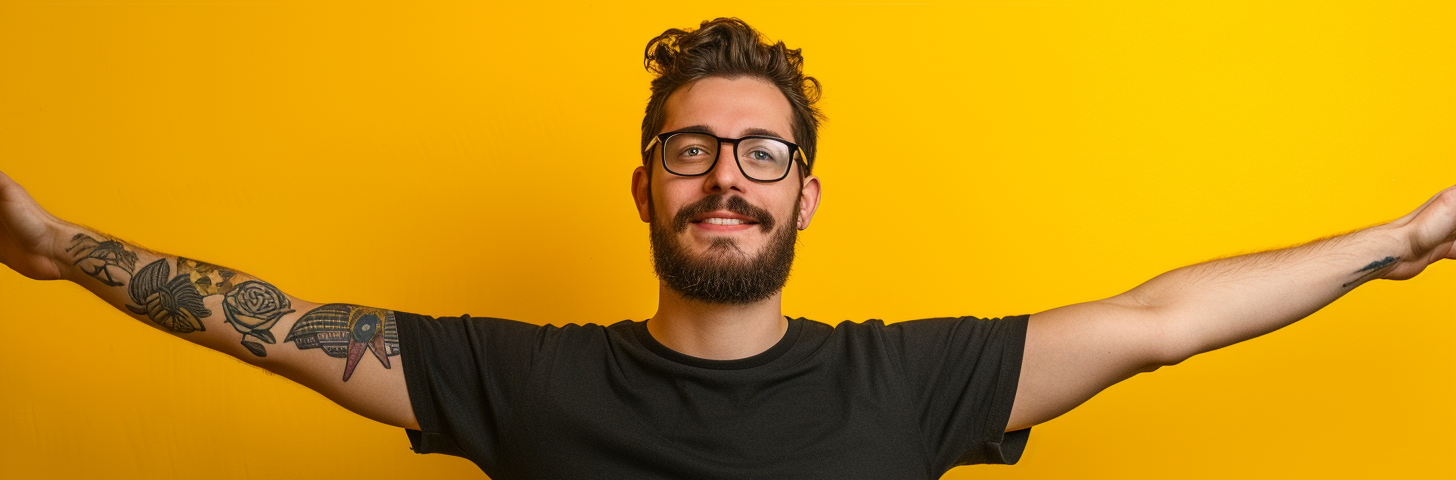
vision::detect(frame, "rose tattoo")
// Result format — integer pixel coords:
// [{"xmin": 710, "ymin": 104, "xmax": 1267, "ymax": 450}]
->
[{"xmin": 222, "ymin": 280, "xmax": 295, "ymax": 357}]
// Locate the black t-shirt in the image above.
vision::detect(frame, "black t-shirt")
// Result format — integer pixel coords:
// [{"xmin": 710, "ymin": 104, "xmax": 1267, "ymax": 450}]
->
[{"xmin": 398, "ymin": 313, "xmax": 1031, "ymax": 479}]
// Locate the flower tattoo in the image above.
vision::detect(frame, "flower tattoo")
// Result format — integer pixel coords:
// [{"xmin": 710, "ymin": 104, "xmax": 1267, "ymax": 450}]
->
[
  {"xmin": 222, "ymin": 280, "xmax": 296, "ymax": 357},
  {"xmin": 125, "ymin": 259, "xmax": 211, "ymax": 333}
]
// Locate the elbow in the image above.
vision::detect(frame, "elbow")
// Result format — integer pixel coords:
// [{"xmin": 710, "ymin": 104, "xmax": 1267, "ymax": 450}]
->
[
  {"xmin": 1142, "ymin": 306, "xmax": 1203, "ymax": 371},
  {"xmin": 1139, "ymin": 351, "xmax": 1182, "ymax": 374},
  {"xmin": 1135, "ymin": 349, "xmax": 1180, "ymax": 374},
  {"xmin": 1105, "ymin": 293, "xmax": 1196, "ymax": 372}
]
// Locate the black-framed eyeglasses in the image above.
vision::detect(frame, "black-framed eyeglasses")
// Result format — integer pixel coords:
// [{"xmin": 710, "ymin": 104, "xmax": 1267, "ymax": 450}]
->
[{"xmin": 643, "ymin": 130, "xmax": 808, "ymax": 182}]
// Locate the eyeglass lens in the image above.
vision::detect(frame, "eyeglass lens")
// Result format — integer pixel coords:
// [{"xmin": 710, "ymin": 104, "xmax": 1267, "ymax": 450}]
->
[{"xmin": 663, "ymin": 133, "xmax": 793, "ymax": 180}]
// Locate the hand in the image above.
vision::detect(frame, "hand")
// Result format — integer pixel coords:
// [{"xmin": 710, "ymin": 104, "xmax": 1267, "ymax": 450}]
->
[
  {"xmin": 1383, "ymin": 185, "xmax": 1456, "ymax": 281},
  {"xmin": 0, "ymin": 171, "xmax": 67, "ymax": 281}
]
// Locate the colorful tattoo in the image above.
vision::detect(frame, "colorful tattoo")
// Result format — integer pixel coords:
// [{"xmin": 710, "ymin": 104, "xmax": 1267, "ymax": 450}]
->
[
  {"xmin": 1342, "ymin": 255, "xmax": 1399, "ymax": 288},
  {"xmin": 124, "ymin": 259, "xmax": 211, "ymax": 333},
  {"xmin": 284, "ymin": 304, "xmax": 400, "ymax": 381},
  {"xmin": 177, "ymin": 257, "xmax": 239, "ymax": 296},
  {"xmin": 65, "ymin": 233, "xmax": 138, "ymax": 287}
]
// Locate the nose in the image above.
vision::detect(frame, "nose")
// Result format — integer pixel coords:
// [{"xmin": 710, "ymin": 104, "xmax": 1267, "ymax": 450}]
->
[{"xmin": 702, "ymin": 141, "xmax": 747, "ymax": 194}]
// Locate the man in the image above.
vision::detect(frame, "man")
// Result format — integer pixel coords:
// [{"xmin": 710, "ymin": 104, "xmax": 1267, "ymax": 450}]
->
[{"xmin": 1, "ymin": 17, "xmax": 1453, "ymax": 479}]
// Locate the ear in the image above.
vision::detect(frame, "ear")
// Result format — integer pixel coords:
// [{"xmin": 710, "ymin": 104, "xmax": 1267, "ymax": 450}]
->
[
  {"xmin": 796, "ymin": 173, "xmax": 821, "ymax": 230},
  {"xmin": 631, "ymin": 165, "xmax": 651, "ymax": 223}
]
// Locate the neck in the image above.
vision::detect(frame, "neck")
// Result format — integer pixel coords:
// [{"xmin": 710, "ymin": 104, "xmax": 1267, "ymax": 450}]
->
[{"xmin": 647, "ymin": 282, "xmax": 789, "ymax": 361}]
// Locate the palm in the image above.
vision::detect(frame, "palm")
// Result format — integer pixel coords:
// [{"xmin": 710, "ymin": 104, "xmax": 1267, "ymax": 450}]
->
[{"xmin": 0, "ymin": 172, "xmax": 63, "ymax": 281}]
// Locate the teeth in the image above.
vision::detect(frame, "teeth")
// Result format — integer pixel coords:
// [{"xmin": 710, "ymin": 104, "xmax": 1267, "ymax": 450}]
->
[{"xmin": 703, "ymin": 217, "xmax": 746, "ymax": 225}]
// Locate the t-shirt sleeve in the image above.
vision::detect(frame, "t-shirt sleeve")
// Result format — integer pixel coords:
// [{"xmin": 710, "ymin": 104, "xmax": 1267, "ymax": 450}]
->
[
  {"xmin": 884, "ymin": 314, "xmax": 1030, "ymax": 469},
  {"xmin": 395, "ymin": 311, "xmax": 543, "ymax": 470}
]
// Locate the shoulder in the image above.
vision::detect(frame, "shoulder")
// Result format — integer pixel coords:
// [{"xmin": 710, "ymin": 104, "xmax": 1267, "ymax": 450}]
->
[
  {"xmin": 813, "ymin": 316, "xmax": 1029, "ymax": 346},
  {"xmin": 816, "ymin": 316, "xmax": 1000, "ymax": 333},
  {"xmin": 399, "ymin": 312, "xmax": 624, "ymax": 346}
]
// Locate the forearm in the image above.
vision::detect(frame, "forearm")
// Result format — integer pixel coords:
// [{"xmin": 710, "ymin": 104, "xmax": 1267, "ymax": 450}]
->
[
  {"xmin": 47, "ymin": 221, "xmax": 414, "ymax": 427},
  {"xmin": 52, "ymin": 221, "xmax": 310, "ymax": 363},
  {"xmin": 1121, "ymin": 222, "xmax": 1408, "ymax": 360},
  {"xmin": 1013, "ymin": 221, "xmax": 1417, "ymax": 431},
  {"xmin": 1011, "ymin": 188, "xmax": 1452, "ymax": 431}
]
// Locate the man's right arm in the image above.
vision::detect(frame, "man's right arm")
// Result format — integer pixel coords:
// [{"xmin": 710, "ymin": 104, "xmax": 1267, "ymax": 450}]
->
[{"xmin": 0, "ymin": 171, "xmax": 418, "ymax": 430}]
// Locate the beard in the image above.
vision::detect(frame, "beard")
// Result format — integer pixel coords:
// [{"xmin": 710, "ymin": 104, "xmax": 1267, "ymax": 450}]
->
[{"xmin": 649, "ymin": 193, "xmax": 798, "ymax": 305}]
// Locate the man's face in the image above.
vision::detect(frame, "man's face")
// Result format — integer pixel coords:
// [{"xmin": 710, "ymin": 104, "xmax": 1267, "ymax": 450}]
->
[{"xmin": 632, "ymin": 76, "xmax": 822, "ymax": 304}]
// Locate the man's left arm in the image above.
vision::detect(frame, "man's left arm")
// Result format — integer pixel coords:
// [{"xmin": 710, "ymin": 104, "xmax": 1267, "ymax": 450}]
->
[{"xmin": 1007, "ymin": 185, "xmax": 1456, "ymax": 431}]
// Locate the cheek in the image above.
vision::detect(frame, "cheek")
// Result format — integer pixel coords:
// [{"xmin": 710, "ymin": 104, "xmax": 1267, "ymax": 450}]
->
[
  {"xmin": 655, "ymin": 175, "xmax": 703, "ymax": 202},
  {"xmin": 649, "ymin": 181, "xmax": 688, "ymax": 222},
  {"xmin": 778, "ymin": 189, "xmax": 805, "ymax": 223}
]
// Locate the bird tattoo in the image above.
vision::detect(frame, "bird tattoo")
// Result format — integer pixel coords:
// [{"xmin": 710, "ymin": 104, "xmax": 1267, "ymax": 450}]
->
[{"xmin": 284, "ymin": 304, "xmax": 400, "ymax": 381}]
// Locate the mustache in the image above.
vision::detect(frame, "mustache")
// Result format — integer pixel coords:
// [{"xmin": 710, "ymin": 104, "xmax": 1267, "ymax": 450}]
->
[{"xmin": 671, "ymin": 195, "xmax": 776, "ymax": 233}]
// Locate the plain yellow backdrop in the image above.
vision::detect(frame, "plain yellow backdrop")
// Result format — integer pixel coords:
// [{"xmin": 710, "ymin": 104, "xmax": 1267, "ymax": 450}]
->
[{"xmin": 1, "ymin": 0, "xmax": 1452, "ymax": 478}]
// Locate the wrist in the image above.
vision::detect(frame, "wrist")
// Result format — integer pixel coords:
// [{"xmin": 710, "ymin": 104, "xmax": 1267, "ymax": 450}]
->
[
  {"xmin": 1371, "ymin": 221, "xmax": 1412, "ymax": 254},
  {"xmin": 44, "ymin": 219, "xmax": 76, "ymax": 283},
  {"xmin": 1366, "ymin": 221, "xmax": 1420, "ymax": 282}
]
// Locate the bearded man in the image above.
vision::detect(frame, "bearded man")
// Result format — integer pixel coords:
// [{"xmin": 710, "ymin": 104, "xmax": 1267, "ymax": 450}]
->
[{"xmin": 1, "ymin": 17, "xmax": 1453, "ymax": 480}]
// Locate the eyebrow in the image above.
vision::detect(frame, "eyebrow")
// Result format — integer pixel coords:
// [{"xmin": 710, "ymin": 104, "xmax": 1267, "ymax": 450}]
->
[{"xmin": 676, "ymin": 124, "xmax": 790, "ymax": 141}]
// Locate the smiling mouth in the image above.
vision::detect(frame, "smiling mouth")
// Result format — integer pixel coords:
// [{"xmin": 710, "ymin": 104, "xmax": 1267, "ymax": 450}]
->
[
  {"xmin": 672, "ymin": 195, "xmax": 776, "ymax": 233},
  {"xmin": 694, "ymin": 217, "xmax": 758, "ymax": 226}
]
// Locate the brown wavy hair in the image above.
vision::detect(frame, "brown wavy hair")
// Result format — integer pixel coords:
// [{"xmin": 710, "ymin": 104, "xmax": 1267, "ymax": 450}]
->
[{"xmin": 641, "ymin": 18, "xmax": 824, "ymax": 175}]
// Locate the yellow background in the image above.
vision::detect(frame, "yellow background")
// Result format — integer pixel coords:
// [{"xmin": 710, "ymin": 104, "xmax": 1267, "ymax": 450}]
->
[{"xmin": 1, "ymin": 0, "xmax": 1452, "ymax": 478}]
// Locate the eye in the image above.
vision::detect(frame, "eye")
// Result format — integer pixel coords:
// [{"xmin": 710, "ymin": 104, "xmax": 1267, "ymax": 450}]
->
[
  {"xmin": 747, "ymin": 150, "xmax": 775, "ymax": 161},
  {"xmin": 673, "ymin": 144, "xmax": 713, "ymax": 158}
]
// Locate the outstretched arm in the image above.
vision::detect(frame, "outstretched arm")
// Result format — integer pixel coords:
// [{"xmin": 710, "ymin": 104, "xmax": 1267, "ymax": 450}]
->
[
  {"xmin": 1007, "ymin": 185, "xmax": 1456, "ymax": 431},
  {"xmin": 0, "ymin": 171, "xmax": 418, "ymax": 430}
]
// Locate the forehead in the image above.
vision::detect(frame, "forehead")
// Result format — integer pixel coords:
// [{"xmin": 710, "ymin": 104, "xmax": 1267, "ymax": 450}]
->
[{"xmin": 662, "ymin": 76, "xmax": 795, "ymax": 142}]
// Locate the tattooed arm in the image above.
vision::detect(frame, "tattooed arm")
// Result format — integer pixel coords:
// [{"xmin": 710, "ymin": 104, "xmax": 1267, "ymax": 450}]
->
[
  {"xmin": 0, "ymin": 171, "xmax": 418, "ymax": 430},
  {"xmin": 1005, "ymin": 185, "xmax": 1456, "ymax": 432}
]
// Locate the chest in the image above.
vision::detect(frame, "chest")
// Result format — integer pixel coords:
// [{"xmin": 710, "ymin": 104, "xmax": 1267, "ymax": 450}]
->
[{"xmin": 497, "ymin": 353, "xmax": 930, "ymax": 479}]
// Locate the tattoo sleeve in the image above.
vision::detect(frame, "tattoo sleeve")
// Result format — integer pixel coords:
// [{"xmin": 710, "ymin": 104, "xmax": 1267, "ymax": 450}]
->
[
  {"xmin": 54, "ymin": 224, "xmax": 409, "ymax": 406},
  {"xmin": 61, "ymin": 229, "xmax": 302, "ymax": 359}
]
